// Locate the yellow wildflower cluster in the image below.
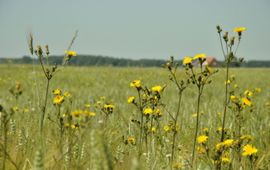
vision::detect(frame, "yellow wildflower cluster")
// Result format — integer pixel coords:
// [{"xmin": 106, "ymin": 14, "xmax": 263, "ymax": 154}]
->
[
  {"xmin": 183, "ymin": 53, "xmax": 207, "ymax": 66},
  {"xmin": 215, "ymin": 139, "xmax": 235, "ymax": 151},
  {"xmin": 52, "ymin": 88, "xmax": 72, "ymax": 105},
  {"xmin": 71, "ymin": 109, "xmax": 96, "ymax": 118}
]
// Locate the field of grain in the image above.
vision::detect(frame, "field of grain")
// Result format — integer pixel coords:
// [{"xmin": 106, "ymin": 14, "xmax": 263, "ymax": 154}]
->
[{"xmin": 0, "ymin": 64, "xmax": 269, "ymax": 170}]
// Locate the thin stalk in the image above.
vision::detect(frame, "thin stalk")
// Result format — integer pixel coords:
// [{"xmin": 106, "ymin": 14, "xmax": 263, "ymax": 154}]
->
[
  {"xmin": 2, "ymin": 118, "xmax": 8, "ymax": 170},
  {"xmin": 171, "ymin": 91, "xmax": 182, "ymax": 166},
  {"xmin": 234, "ymin": 38, "xmax": 241, "ymax": 54},
  {"xmin": 218, "ymin": 33, "xmax": 227, "ymax": 59},
  {"xmin": 220, "ymin": 62, "xmax": 229, "ymax": 142},
  {"xmin": 138, "ymin": 90, "xmax": 144, "ymax": 156},
  {"xmin": 215, "ymin": 62, "xmax": 229, "ymax": 170},
  {"xmin": 39, "ymin": 79, "xmax": 50, "ymax": 135},
  {"xmin": 236, "ymin": 108, "xmax": 242, "ymax": 168},
  {"xmin": 191, "ymin": 88, "xmax": 202, "ymax": 168}
]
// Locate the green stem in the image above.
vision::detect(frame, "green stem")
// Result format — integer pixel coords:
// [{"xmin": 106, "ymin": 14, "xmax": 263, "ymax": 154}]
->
[
  {"xmin": 2, "ymin": 117, "xmax": 8, "ymax": 170},
  {"xmin": 138, "ymin": 91, "xmax": 144, "ymax": 156},
  {"xmin": 220, "ymin": 62, "xmax": 229, "ymax": 142},
  {"xmin": 191, "ymin": 88, "xmax": 202, "ymax": 168},
  {"xmin": 171, "ymin": 91, "xmax": 182, "ymax": 166},
  {"xmin": 39, "ymin": 79, "xmax": 50, "ymax": 136}
]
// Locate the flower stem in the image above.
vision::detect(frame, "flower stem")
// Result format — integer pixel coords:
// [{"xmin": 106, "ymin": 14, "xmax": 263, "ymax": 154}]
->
[
  {"xmin": 191, "ymin": 88, "xmax": 202, "ymax": 168},
  {"xmin": 39, "ymin": 79, "xmax": 50, "ymax": 136},
  {"xmin": 138, "ymin": 91, "xmax": 144, "ymax": 157},
  {"xmin": 171, "ymin": 91, "xmax": 183, "ymax": 166}
]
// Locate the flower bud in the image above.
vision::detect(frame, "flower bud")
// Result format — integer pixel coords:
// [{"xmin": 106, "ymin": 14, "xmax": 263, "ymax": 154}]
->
[
  {"xmin": 223, "ymin": 32, "xmax": 228, "ymax": 42},
  {"xmin": 229, "ymin": 37, "xmax": 235, "ymax": 46},
  {"xmin": 35, "ymin": 45, "xmax": 43, "ymax": 57},
  {"xmin": 45, "ymin": 45, "xmax": 50, "ymax": 56},
  {"xmin": 216, "ymin": 25, "xmax": 222, "ymax": 33}
]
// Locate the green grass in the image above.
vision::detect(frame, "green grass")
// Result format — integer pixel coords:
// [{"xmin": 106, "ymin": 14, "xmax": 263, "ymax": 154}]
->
[{"xmin": 0, "ymin": 64, "xmax": 269, "ymax": 169}]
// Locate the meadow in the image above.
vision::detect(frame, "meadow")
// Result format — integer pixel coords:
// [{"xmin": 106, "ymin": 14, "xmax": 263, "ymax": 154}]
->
[{"xmin": 0, "ymin": 64, "xmax": 269, "ymax": 170}]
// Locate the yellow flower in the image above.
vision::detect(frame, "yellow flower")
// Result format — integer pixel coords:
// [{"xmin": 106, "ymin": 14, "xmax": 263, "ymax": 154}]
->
[
  {"xmin": 65, "ymin": 50, "xmax": 77, "ymax": 57},
  {"xmin": 151, "ymin": 127, "xmax": 156, "ymax": 133},
  {"xmin": 130, "ymin": 80, "xmax": 141, "ymax": 88},
  {"xmin": 151, "ymin": 85, "xmax": 162, "ymax": 93},
  {"xmin": 197, "ymin": 135, "xmax": 208, "ymax": 144},
  {"xmin": 244, "ymin": 90, "xmax": 253, "ymax": 97},
  {"xmin": 193, "ymin": 53, "xmax": 206, "ymax": 60},
  {"xmin": 230, "ymin": 95, "xmax": 238, "ymax": 103},
  {"xmin": 225, "ymin": 80, "xmax": 231, "ymax": 85},
  {"xmin": 104, "ymin": 104, "xmax": 115, "ymax": 109},
  {"xmin": 64, "ymin": 91, "xmax": 71, "ymax": 97},
  {"xmin": 143, "ymin": 107, "xmax": 153, "ymax": 115},
  {"xmin": 240, "ymin": 135, "xmax": 253, "ymax": 141},
  {"xmin": 70, "ymin": 124, "xmax": 79, "ymax": 129},
  {"xmin": 221, "ymin": 156, "xmax": 230, "ymax": 164},
  {"xmin": 183, "ymin": 56, "xmax": 193, "ymax": 65},
  {"xmin": 223, "ymin": 139, "xmax": 234, "ymax": 147},
  {"xmin": 233, "ymin": 27, "xmax": 247, "ymax": 33},
  {"xmin": 197, "ymin": 146, "xmax": 206, "ymax": 154},
  {"xmin": 127, "ymin": 136, "xmax": 136, "ymax": 145},
  {"xmin": 203, "ymin": 127, "xmax": 209, "ymax": 133},
  {"xmin": 255, "ymin": 88, "xmax": 261, "ymax": 93},
  {"xmin": 242, "ymin": 97, "xmax": 251, "ymax": 106},
  {"xmin": 53, "ymin": 89, "xmax": 62, "ymax": 95},
  {"xmin": 216, "ymin": 142, "xmax": 224, "ymax": 151},
  {"xmin": 154, "ymin": 108, "xmax": 162, "ymax": 116},
  {"xmin": 72, "ymin": 110, "xmax": 82, "ymax": 117},
  {"xmin": 127, "ymin": 96, "xmax": 135, "ymax": 104},
  {"xmin": 83, "ymin": 110, "xmax": 96, "ymax": 117},
  {"xmin": 242, "ymin": 144, "xmax": 258, "ymax": 156},
  {"xmin": 53, "ymin": 95, "xmax": 64, "ymax": 105},
  {"xmin": 163, "ymin": 125, "xmax": 170, "ymax": 132}
]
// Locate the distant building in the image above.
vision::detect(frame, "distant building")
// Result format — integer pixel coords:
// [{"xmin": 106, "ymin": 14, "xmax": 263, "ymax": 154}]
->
[{"xmin": 202, "ymin": 57, "xmax": 218, "ymax": 67}]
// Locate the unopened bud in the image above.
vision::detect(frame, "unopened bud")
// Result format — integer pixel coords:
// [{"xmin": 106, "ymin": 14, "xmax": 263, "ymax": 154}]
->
[
  {"xmin": 223, "ymin": 32, "xmax": 228, "ymax": 42},
  {"xmin": 230, "ymin": 37, "xmax": 235, "ymax": 46},
  {"xmin": 216, "ymin": 25, "xmax": 222, "ymax": 33},
  {"xmin": 35, "ymin": 45, "xmax": 43, "ymax": 57},
  {"xmin": 45, "ymin": 45, "xmax": 50, "ymax": 56},
  {"xmin": 28, "ymin": 33, "xmax": 34, "ymax": 55}
]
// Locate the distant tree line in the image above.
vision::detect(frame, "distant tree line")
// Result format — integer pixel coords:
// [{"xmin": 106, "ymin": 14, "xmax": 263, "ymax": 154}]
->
[{"xmin": 0, "ymin": 55, "xmax": 269, "ymax": 67}]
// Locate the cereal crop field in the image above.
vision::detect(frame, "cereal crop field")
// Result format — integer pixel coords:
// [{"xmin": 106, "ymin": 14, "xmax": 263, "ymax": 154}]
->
[{"xmin": 0, "ymin": 64, "xmax": 269, "ymax": 170}]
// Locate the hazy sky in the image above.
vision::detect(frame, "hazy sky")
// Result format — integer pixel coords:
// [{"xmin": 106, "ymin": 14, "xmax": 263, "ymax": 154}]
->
[{"xmin": 0, "ymin": 0, "xmax": 269, "ymax": 60}]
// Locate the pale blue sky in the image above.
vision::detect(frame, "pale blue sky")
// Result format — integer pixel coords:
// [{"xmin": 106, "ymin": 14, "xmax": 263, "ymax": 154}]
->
[{"xmin": 0, "ymin": 0, "xmax": 269, "ymax": 60}]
